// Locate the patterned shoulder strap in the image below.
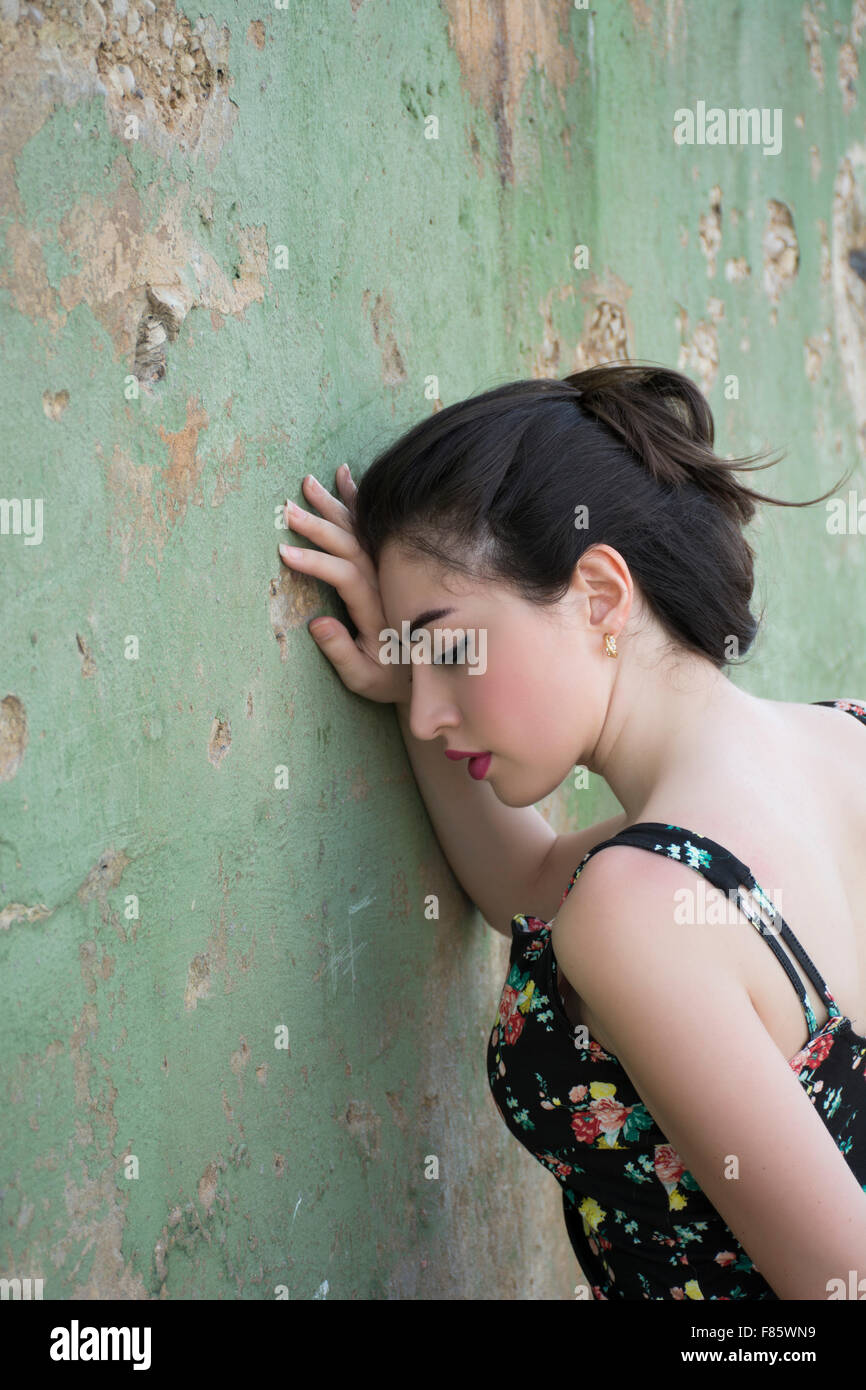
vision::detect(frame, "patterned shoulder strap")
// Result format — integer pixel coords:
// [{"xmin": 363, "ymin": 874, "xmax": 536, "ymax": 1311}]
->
[
  {"xmin": 810, "ymin": 697, "xmax": 866, "ymax": 725},
  {"xmin": 558, "ymin": 829, "xmax": 839, "ymax": 1042},
  {"xmin": 557, "ymin": 698, "xmax": 866, "ymax": 1037}
]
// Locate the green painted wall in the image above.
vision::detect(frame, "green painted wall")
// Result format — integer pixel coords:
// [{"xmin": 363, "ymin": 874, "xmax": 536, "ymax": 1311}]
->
[{"xmin": 2, "ymin": 0, "xmax": 865, "ymax": 1299}]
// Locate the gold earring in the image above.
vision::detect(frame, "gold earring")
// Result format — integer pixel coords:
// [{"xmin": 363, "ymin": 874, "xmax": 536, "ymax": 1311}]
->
[{"xmin": 603, "ymin": 633, "xmax": 618, "ymax": 658}]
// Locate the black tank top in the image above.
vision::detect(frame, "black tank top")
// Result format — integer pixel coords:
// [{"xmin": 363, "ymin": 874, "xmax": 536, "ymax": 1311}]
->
[{"xmin": 486, "ymin": 698, "xmax": 866, "ymax": 1299}]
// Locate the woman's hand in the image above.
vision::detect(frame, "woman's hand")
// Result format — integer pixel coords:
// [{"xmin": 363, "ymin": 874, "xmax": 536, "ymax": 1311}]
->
[{"xmin": 278, "ymin": 466, "xmax": 412, "ymax": 705}]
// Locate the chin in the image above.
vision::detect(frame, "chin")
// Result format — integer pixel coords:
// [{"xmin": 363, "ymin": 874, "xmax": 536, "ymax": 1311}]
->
[{"xmin": 491, "ymin": 766, "xmax": 561, "ymax": 809}]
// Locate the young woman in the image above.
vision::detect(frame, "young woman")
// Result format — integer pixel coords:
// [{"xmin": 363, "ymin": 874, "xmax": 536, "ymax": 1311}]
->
[{"xmin": 277, "ymin": 361, "xmax": 866, "ymax": 1300}]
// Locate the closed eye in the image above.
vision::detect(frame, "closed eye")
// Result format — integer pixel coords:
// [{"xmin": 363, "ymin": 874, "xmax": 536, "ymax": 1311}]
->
[{"xmin": 433, "ymin": 639, "xmax": 466, "ymax": 666}]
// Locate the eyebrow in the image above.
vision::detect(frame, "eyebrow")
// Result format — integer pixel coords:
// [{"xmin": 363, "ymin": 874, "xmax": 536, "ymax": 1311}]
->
[{"xmin": 407, "ymin": 607, "xmax": 457, "ymax": 639}]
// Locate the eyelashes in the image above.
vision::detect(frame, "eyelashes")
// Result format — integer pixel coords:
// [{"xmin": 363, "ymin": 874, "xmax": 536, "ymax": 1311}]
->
[
  {"xmin": 406, "ymin": 637, "xmax": 468, "ymax": 682},
  {"xmin": 432, "ymin": 638, "xmax": 467, "ymax": 667}
]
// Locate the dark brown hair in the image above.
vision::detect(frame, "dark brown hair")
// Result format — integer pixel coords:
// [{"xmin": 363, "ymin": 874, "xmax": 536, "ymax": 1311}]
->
[{"xmin": 351, "ymin": 360, "xmax": 852, "ymax": 669}]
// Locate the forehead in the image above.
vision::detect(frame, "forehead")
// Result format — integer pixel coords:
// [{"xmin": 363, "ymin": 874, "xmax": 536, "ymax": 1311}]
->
[
  {"xmin": 381, "ymin": 553, "xmax": 491, "ymax": 644},
  {"xmin": 377, "ymin": 543, "xmax": 473, "ymax": 610}
]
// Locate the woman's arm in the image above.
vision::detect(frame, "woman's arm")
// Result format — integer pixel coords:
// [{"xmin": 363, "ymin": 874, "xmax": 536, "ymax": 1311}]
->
[
  {"xmin": 396, "ymin": 701, "xmax": 631, "ymax": 935},
  {"xmin": 554, "ymin": 847, "xmax": 866, "ymax": 1299},
  {"xmin": 394, "ymin": 700, "xmax": 556, "ymax": 936},
  {"xmin": 279, "ymin": 471, "xmax": 622, "ymax": 937}
]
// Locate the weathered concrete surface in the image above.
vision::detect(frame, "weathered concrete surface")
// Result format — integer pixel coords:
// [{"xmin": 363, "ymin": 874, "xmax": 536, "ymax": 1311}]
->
[{"xmin": 2, "ymin": 0, "xmax": 866, "ymax": 1300}]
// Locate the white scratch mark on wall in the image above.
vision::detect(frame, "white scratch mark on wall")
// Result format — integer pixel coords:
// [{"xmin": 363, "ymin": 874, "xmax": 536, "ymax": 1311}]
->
[
  {"xmin": 329, "ymin": 938, "xmax": 369, "ymax": 1000},
  {"xmin": 324, "ymin": 898, "xmax": 373, "ymax": 1000},
  {"xmin": 348, "ymin": 895, "xmax": 376, "ymax": 915}
]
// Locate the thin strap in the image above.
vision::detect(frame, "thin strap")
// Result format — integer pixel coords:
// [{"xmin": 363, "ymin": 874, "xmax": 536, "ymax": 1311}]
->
[
  {"xmin": 563, "ymin": 824, "xmax": 840, "ymax": 1040},
  {"xmin": 559, "ymin": 698, "xmax": 866, "ymax": 1036},
  {"xmin": 810, "ymin": 697, "xmax": 866, "ymax": 727}
]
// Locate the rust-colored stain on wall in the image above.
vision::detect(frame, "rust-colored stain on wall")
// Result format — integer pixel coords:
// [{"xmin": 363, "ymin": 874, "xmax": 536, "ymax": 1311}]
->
[
  {"xmin": 443, "ymin": 0, "xmax": 580, "ymax": 184},
  {"xmin": 5, "ymin": 0, "xmax": 866, "ymax": 1305}
]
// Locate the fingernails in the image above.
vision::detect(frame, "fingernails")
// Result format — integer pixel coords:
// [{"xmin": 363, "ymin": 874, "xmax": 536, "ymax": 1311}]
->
[{"xmin": 279, "ymin": 544, "xmax": 302, "ymax": 561}]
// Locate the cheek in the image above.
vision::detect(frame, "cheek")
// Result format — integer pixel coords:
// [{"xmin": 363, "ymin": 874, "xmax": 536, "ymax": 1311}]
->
[
  {"xmin": 501, "ymin": 664, "xmax": 583, "ymax": 758},
  {"xmin": 478, "ymin": 665, "xmax": 559, "ymax": 730},
  {"xmin": 465, "ymin": 668, "xmax": 512, "ymax": 726}
]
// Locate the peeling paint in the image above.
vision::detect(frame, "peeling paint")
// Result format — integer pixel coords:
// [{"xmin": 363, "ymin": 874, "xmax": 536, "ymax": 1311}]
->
[
  {"xmin": 762, "ymin": 198, "xmax": 799, "ymax": 312},
  {"xmin": 207, "ymin": 714, "xmax": 231, "ymax": 767},
  {"xmin": 210, "ymin": 434, "xmax": 247, "ymax": 507},
  {"xmin": 42, "ymin": 388, "xmax": 70, "ymax": 419},
  {"xmin": 0, "ymin": 901, "xmax": 52, "ymax": 931},
  {"xmin": 268, "ymin": 569, "xmax": 319, "ymax": 661},
  {"xmin": 247, "ymin": 19, "xmax": 265, "ymax": 50},
  {"xmin": 5, "ymin": 0, "xmax": 860, "ymax": 1306},
  {"xmin": 361, "ymin": 289, "xmax": 407, "ymax": 386},
  {"xmin": 819, "ymin": 217, "xmax": 832, "ymax": 284},
  {"xmin": 443, "ymin": 0, "xmax": 580, "ymax": 185},
  {"xmin": 76, "ymin": 631, "xmax": 97, "ymax": 678},
  {"xmin": 0, "ymin": 694, "xmax": 28, "ymax": 781},
  {"xmin": 77, "ymin": 848, "xmax": 131, "ymax": 912},
  {"xmin": 0, "ymin": 0, "xmax": 237, "ymax": 223},
  {"xmin": 230, "ymin": 1036, "xmax": 251, "ymax": 1101},
  {"xmin": 104, "ymin": 393, "xmax": 230, "ymax": 574},
  {"xmin": 804, "ymin": 328, "xmax": 832, "ymax": 382},
  {"xmin": 183, "ymin": 892, "xmax": 246, "ymax": 1010},
  {"xmin": 1, "ymin": 174, "xmax": 267, "ymax": 381},
  {"xmin": 571, "ymin": 287, "xmax": 632, "ymax": 370},
  {"xmin": 530, "ymin": 282, "xmax": 578, "ymax": 377},
  {"xmin": 197, "ymin": 1161, "xmax": 219, "ymax": 1212},
  {"xmin": 156, "ymin": 397, "xmax": 209, "ymax": 528},
  {"xmin": 831, "ymin": 146, "xmax": 866, "ymax": 455},
  {"xmin": 56, "ymin": 944, "xmax": 150, "ymax": 1299},
  {"xmin": 627, "ymin": 0, "xmax": 688, "ymax": 57},
  {"xmin": 802, "ymin": 5, "xmax": 825, "ymax": 90},
  {"xmin": 184, "ymin": 952, "xmax": 212, "ymax": 1010},
  {"xmin": 132, "ymin": 283, "xmax": 193, "ymax": 384},
  {"xmin": 698, "ymin": 184, "xmax": 722, "ymax": 278},
  {"xmin": 838, "ymin": 41, "xmax": 859, "ymax": 114},
  {"xmin": 675, "ymin": 307, "xmax": 719, "ymax": 395},
  {"xmin": 724, "ymin": 256, "xmax": 751, "ymax": 283}
]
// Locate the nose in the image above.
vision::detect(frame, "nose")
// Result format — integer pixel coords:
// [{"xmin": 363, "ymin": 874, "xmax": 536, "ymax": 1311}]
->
[{"xmin": 405, "ymin": 676, "xmax": 459, "ymax": 744}]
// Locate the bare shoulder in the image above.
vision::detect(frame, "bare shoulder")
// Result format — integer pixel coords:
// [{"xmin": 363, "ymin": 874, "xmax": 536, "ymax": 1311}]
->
[
  {"xmin": 787, "ymin": 695, "xmax": 866, "ymax": 804},
  {"xmin": 553, "ymin": 832, "xmax": 866, "ymax": 1298},
  {"xmin": 788, "ymin": 695, "xmax": 866, "ymax": 734},
  {"xmin": 556, "ymin": 838, "xmax": 723, "ymax": 922},
  {"xmin": 551, "ymin": 839, "xmax": 744, "ymax": 983}
]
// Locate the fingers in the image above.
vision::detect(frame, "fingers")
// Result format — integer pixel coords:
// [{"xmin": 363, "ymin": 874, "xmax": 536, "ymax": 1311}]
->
[
  {"xmin": 307, "ymin": 619, "xmax": 381, "ymax": 698},
  {"xmin": 301, "ymin": 472, "xmax": 354, "ymax": 534},
  {"xmin": 336, "ymin": 463, "xmax": 357, "ymax": 501},
  {"xmin": 278, "ymin": 545, "xmax": 386, "ymax": 642},
  {"xmin": 284, "ymin": 488, "xmax": 377, "ymax": 586}
]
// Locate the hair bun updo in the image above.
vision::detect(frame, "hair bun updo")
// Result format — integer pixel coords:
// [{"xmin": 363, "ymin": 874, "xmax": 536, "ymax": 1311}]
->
[
  {"xmin": 562, "ymin": 362, "xmax": 770, "ymax": 527},
  {"xmin": 351, "ymin": 357, "xmax": 853, "ymax": 670}
]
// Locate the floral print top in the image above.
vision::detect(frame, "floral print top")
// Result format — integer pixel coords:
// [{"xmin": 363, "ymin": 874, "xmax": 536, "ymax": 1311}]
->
[{"xmin": 487, "ymin": 698, "xmax": 866, "ymax": 1299}]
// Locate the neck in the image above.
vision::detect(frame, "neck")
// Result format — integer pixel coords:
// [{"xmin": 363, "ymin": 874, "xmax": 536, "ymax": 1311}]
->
[{"xmin": 586, "ymin": 649, "xmax": 762, "ymax": 825}]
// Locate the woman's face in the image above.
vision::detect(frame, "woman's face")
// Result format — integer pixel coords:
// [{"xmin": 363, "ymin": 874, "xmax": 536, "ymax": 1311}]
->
[{"xmin": 377, "ymin": 542, "xmax": 629, "ymax": 808}]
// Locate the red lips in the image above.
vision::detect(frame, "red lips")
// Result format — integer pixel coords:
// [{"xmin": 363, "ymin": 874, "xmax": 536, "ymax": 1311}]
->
[{"xmin": 444, "ymin": 749, "xmax": 492, "ymax": 780}]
